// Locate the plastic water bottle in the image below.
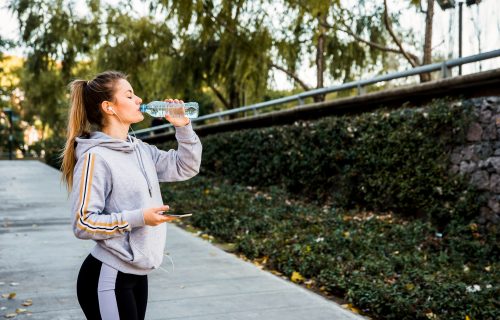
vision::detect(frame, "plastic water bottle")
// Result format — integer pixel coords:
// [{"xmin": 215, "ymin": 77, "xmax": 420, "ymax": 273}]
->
[{"xmin": 139, "ymin": 101, "xmax": 199, "ymax": 118}]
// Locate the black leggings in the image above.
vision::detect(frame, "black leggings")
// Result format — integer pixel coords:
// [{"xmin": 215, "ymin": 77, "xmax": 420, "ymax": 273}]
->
[{"xmin": 77, "ymin": 253, "xmax": 148, "ymax": 320}]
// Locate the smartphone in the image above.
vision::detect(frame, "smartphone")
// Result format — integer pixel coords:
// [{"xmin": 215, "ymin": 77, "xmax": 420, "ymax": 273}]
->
[
  {"xmin": 166, "ymin": 213, "xmax": 192, "ymax": 218},
  {"xmin": 159, "ymin": 211, "xmax": 192, "ymax": 218}
]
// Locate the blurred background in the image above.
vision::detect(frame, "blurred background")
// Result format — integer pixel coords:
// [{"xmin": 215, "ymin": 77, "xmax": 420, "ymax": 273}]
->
[{"xmin": 0, "ymin": 0, "xmax": 499, "ymax": 160}]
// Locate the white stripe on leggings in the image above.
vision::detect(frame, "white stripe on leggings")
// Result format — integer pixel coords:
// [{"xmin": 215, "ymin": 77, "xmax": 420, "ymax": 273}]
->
[{"xmin": 97, "ymin": 263, "xmax": 120, "ymax": 320}]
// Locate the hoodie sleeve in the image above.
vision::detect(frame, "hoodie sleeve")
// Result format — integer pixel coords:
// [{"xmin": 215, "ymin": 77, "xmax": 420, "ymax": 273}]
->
[
  {"xmin": 71, "ymin": 152, "xmax": 145, "ymax": 240},
  {"xmin": 142, "ymin": 122, "xmax": 202, "ymax": 182}
]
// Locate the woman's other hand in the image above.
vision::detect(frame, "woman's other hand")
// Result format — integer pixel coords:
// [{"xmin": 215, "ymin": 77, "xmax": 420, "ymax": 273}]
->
[
  {"xmin": 143, "ymin": 205, "xmax": 178, "ymax": 226},
  {"xmin": 164, "ymin": 98, "xmax": 190, "ymax": 127}
]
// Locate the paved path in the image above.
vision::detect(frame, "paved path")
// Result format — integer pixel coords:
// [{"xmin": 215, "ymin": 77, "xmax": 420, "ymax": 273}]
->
[{"xmin": 0, "ymin": 160, "xmax": 365, "ymax": 320}]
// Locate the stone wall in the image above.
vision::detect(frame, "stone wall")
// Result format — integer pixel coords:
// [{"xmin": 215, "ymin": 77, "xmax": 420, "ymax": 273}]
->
[{"xmin": 449, "ymin": 96, "xmax": 500, "ymax": 226}]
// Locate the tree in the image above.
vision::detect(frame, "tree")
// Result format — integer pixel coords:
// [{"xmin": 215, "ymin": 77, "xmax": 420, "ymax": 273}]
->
[
  {"xmin": 7, "ymin": 0, "xmax": 102, "ymax": 139},
  {"xmin": 269, "ymin": 0, "xmax": 389, "ymax": 102},
  {"xmin": 329, "ymin": 0, "xmax": 436, "ymax": 82},
  {"xmin": 95, "ymin": 7, "xmax": 176, "ymax": 103},
  {"xmin": 151, "ymin": 0, "xmax": 273, "ymax": 110},
  {"xmin": 0, "ymin": 40, "xmax": 24, "ymax": 157},
  {"xmin": 94, "ymin": 6, "xmax": 220, "ymax": 120},
  {"xmin": 0, "ymin": 36, "xmax": 17, "ymax": 99}
]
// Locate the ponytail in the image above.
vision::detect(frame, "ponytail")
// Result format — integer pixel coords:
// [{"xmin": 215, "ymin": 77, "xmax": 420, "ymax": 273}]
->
[
  {"xmin": 60, "ymin": 71, "xmax": 127, "ymax": 192},
  {"xmin": 60, "ymin": 80, "xmax": 91, "ymax": 191}
]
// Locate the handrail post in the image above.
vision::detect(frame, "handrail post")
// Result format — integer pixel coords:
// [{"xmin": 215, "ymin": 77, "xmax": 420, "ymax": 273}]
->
[
  {"xmin": 357, "ymin": 83, "xmax": 365, "ymax": 95},
  {"xmin": 441, "ymin": 61, "xmax": 451, "ymax": 78}
]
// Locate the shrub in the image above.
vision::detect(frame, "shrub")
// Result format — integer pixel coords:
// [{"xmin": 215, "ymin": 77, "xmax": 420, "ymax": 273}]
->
[
  {"xmin": 162, "ymin": 176, "xmax": 499, "ymax": 320},
  {"xmin": 160, "ymin": 98, "xmax": 485, "ymax": 226}
]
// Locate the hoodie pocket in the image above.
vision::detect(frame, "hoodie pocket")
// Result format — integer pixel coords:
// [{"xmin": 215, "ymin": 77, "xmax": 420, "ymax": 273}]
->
[
  {"xmin": 102, "ymin": 233, "xmax": 134, "ymax": 262},
  {"xmin": 128, "ymin": 226, "xmax": 155, "ymax": 269}
]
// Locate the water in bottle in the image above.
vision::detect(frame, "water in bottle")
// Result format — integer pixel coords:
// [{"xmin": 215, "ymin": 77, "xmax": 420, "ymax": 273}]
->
[{"xmin": 139, "ymin": 101, "xmax": 199, "ymax": 118}]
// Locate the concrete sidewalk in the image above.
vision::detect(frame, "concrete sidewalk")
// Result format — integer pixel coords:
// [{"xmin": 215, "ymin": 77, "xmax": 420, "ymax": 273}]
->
[{"xmin": 0, "ymin": 160, "xmax": 365, "ymax": 320}]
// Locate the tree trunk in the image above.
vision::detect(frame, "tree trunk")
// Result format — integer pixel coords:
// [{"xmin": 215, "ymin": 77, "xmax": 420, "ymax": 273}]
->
[
  {"xmin": 40, "ymin": 122, "xmax": 47, "ymax": 144},
  {"xmin": 314, "ymin": 13, "xmax": 327, "ymax": 102},
  {"xmin": 420, "ymin": 0, "xmax": 434, "ymax": 82},
  {"xmin": 208, "ymin": 83, "xmax": 231, "ymax": 110},
  {"xmin": 228, "ymin": 80, "xmax": 241, "ymax": 120},
  {"xmin": 40, "ymin": 122, "xmax": 47, "ymax": 159}
]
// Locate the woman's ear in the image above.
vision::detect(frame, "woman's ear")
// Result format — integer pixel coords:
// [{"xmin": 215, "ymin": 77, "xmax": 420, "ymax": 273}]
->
[{"xmin": 100, "ymin": 101, "xmax": 114, "ymax": 115}]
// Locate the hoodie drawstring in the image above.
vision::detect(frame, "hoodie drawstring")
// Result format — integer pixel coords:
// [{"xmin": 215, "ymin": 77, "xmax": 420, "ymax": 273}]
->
[{"xmin": 131, "ymin": 136, "xmax": 153, "ymax": 198}]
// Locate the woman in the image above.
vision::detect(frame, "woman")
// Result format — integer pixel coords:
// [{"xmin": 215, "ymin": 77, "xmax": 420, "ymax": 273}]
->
[{"xmin": 60, "ymin": 70, "xmax": 202, "ymax": 319}]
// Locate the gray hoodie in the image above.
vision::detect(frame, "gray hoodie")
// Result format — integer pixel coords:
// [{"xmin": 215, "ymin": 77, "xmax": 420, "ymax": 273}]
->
[{"xmin": 70, "ymin": 123, "xmax": 202, "ymax": 275}]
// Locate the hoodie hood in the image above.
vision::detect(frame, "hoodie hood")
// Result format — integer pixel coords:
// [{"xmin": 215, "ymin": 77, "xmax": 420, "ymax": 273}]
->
[{"xmin": 75, "ymin": 131, "xmax": 138, "ymax": 159}]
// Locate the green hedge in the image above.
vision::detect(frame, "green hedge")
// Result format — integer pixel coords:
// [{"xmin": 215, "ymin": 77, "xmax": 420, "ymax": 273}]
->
[
  {"xmin": 161, "ymin": 98, "xmax": 485, "ymax": 227},
  {"xmin": 162, "ymin": 176, "xmax": 499, "ymax": 320}
]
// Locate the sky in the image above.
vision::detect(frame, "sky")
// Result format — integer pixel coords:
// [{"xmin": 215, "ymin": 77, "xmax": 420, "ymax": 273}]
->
[{"xmin": 1, "ymin": 0, "xmax": 499, "ymax": 91}]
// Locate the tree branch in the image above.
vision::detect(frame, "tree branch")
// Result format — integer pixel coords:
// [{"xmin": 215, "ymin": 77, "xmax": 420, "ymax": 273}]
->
[
  {"xmin": 322, "ymin": 15, "xmax": 420, "ymax": 65},
  {"xmin": 270, "ymin": 63, "xmax": 310, "ymax": 91},
  {"xmin": 383, "ymin": 0, "xmax": 420, "ymax": 67},
  {"xmin": 420, "ymin": 0, "xmax": 427, "ymax": 14},
  {"xmin": 323, "ymin": 20, "xmax": 402, "ymax": 55},
  {"xmin": 204, "ymin": 80, "xmax": 230, "ymax": 110}
]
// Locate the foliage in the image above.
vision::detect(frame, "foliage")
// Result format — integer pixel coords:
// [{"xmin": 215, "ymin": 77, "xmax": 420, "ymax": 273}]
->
[
  {"xmin": 152, "ymin": 0, "xmax": 274, "ymax": 109},
  {"xmin": 0, "ymin": 109, "xmax": 25, "ymax": 158},
  {"xmin": 96, "ymin": 9, "xmax": 175, "ymax": 103},
  {"xmin": 0, "ymin": 53, "xmax": 25, "ymax": 157},
  {"xmin": 95, "ymin": 9, "xmax": 218, "ymax": 122},
  {"xmin": 6, "ymin": 0, "xmax": 447, "ymax": 152},
  {"xmin": 162, "ymin": 175, "xmax": 499, "ymax": 320},
  {"xmin": 6, "ymin": 0, "xmax": 102, "ymax": 137},
  {"xmin": 161, "ymin": 99, "xmax": 484, "ymax": 228},
  {"xmin": 276, "ymin": 0, "xmax": 378, "ymax": 86},
  {"xmin": 28, "ymin": 133, "xmax": 66, "ymax": 168}
]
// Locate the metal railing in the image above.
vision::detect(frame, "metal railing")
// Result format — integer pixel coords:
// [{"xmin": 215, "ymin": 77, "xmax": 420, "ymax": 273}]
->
[{"xmin": 134, "ymin": 49, "xmax": 500, "ymax": 137}]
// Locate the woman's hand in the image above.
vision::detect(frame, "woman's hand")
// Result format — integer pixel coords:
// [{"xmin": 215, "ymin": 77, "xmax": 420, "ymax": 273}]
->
[
  {"xmin": 143, "ymin": 205, "xmax": 178, "ymax": 226},
  {"xmin": 164, "ymin": 98, "xmax": 190, "ymax": 127}
]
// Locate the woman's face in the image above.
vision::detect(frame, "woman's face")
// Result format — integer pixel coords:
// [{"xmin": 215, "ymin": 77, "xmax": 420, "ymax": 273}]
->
[{"xmin": 110, "ymin": 79, "xmax": 144, "ymax": 124}]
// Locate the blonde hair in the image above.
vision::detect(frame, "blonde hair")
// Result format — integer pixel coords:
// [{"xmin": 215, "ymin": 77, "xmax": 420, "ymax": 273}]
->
[{"xmin": 60, "ymin": 71, "xmax": 127, "ymax": 191}]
